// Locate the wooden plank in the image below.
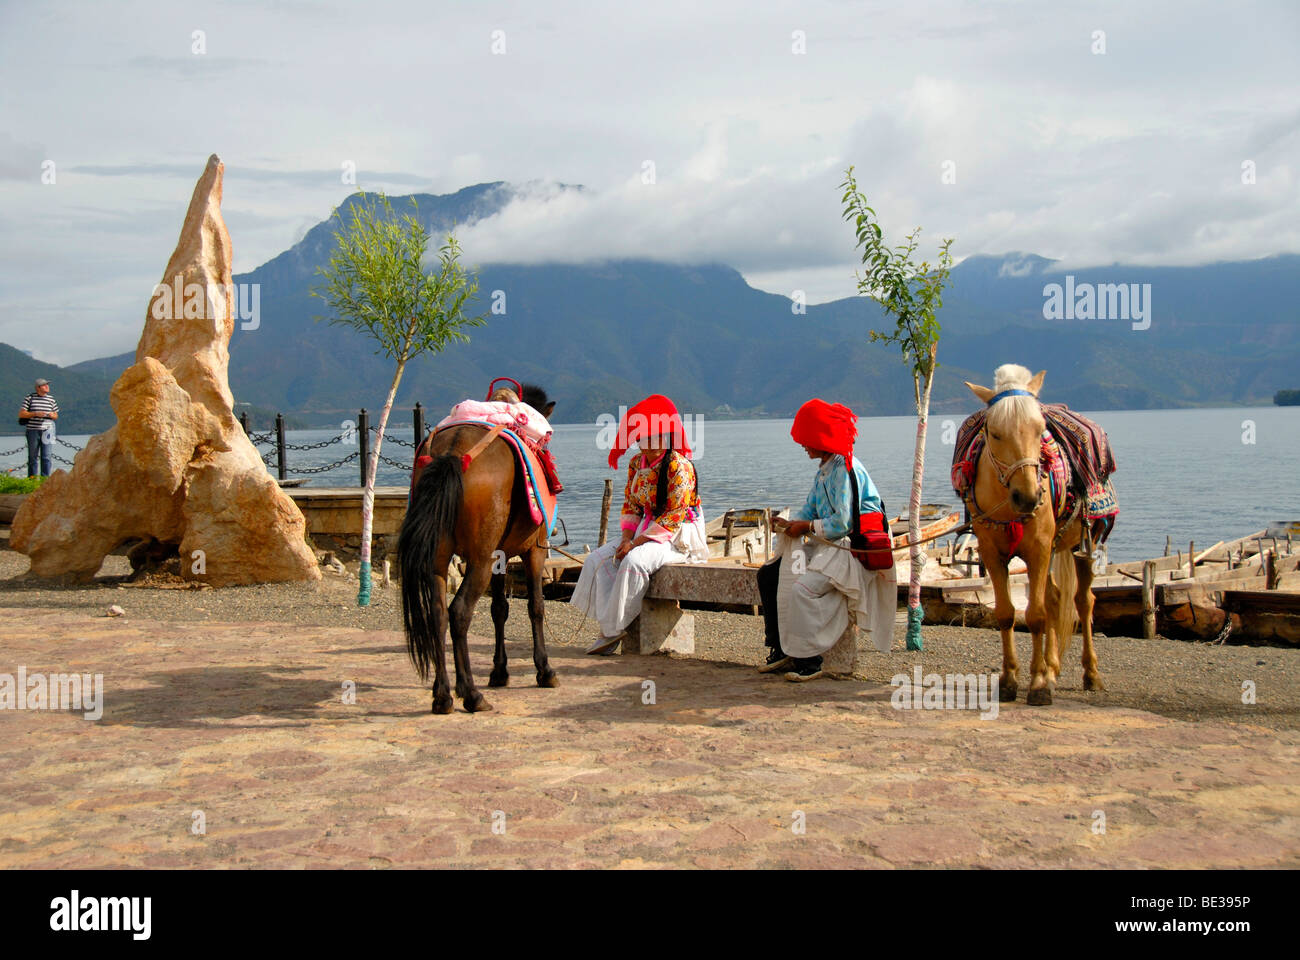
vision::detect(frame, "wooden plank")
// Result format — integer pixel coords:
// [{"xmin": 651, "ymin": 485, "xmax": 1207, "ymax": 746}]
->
[{"xmin": 1223, "ymin": 591, "xmax": 1300, "ymax": 614}]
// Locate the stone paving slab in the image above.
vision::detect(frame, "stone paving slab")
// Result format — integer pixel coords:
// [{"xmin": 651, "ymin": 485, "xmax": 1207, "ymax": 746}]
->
[{"xmin": 0, "ymin": 606, "xmax": 1297, "ymax": 869}]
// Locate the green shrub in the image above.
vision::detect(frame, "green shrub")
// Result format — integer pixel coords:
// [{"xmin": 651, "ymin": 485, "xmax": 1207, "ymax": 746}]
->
[{"xmin": 0, "ymin": 475, "xmax": 46, "ymax": 495}]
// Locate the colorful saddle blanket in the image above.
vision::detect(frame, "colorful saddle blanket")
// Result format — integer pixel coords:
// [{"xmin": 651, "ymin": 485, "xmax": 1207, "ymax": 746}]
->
[
  {"xmin": 951, "ymin": 406, "xmax": 1119, "ymax": 523},
  {"xmin": 414, "ymin": 419, "xmax": 559, "ymax": 537}
]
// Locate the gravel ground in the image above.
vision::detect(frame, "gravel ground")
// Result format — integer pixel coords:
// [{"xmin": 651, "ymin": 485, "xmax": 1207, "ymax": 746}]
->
[{"xmin": 1, "ymin": 546, "xmax": 1296, "ymax": 728}]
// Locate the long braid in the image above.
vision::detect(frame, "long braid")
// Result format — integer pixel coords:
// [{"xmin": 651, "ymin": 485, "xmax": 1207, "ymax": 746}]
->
[{"xmin": 654, "ymin": 434, "xmax": 673, "ymax": 515}]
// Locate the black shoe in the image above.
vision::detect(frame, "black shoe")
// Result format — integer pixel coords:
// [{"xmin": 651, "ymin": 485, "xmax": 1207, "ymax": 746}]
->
[
  {"xmin": 784, "ymin": 657, "xmax": 825, "ymax": 683},
  {"xmin": 758, "ymin": 646, "xmax": 793, "ymax": 674}
]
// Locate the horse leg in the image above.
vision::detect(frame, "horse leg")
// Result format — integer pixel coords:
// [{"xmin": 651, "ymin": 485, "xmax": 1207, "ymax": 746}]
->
[
  {"xmin": 984, "ymin": 550, "xmax": 1019, "ymax": 702},
  {"xmin": 1075, "ymin": 554, "xmax": 1105, "ymax": 691},
  {"xmin": 449, "ymin": 560, "xmax": 493, "ymax": 713},
  {"xmin": 488, "ymin": 571, "xmax": 510, "ymax": 687},
  {"xmin": 1023, "ymin": 547, "xmax": 1053, "ymax": 705},
  {"xmin": 429, "ymin": 571, "xmax": 455, "ymax": 714},
  {"xmin": 523, "ymin": 545, "xmax": 558, "ymax": 688},
  {"xmin": 1044, "ymin": 560, "xmax": 1062, "ymax": 688}
]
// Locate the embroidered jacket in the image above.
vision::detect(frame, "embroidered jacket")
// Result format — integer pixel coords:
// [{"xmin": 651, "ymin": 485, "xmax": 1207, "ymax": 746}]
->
[
  {"xmin": 620, "ymin": 450, "xmax": 701, "ymax": 543},
  {"xmin": 791, "ymin": 454, "xmax": 883, "ymax": 540}
]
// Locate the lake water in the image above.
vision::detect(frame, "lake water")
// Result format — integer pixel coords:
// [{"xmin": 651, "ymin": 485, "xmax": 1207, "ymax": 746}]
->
[{"xmin": 4, "ymin": 407, "xmax": 1295, "ymax": 563}]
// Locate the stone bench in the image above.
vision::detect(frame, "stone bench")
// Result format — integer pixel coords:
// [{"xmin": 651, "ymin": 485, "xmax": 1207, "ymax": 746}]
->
[{"xmin": 625, "ymin": 561, "xmax": 858, "ymax": 674}]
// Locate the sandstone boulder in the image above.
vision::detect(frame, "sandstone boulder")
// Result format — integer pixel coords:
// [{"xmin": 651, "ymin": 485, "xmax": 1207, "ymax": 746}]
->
[{"xmin": 11, "ymin": 155, "xmax": 320, "ymax": 586}]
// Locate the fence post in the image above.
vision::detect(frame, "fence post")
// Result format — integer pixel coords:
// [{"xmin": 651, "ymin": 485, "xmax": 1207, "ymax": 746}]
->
[
  {"xmin": 358, "ymin": 408, "xmax": 370, "ymax": 488},
  {"xmin": 1141, "ymin": 560, "xmax": 1156, "ymax": 640},
  {"xmin": 413, "ymin": 402, "xmax": 425, "ymax": 451},
  {"xmin": 598, "ymin": 477, "xmax": 612, "ymax": 546},
  {"xmin": 274, "ymin": 413, "xmax": 287, "ymax": 482},
  {"xmin": 239, "ymin": 411, "xmax": 250, "ymax": 435}
]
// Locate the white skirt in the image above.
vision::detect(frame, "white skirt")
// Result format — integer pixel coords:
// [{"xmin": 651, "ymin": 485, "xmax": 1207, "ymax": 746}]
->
[
  {"xmin": 771, "ymin": 531, "xmax": 897, "ymax": 659},
  {"xmin": 570, "ymin": 515, "xmax": 708, "ymax": 638}
]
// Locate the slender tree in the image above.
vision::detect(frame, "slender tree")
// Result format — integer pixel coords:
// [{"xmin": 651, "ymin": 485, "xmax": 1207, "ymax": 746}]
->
[
  {"xmin": 313, "ymin": 193, "xmax": 487, "ymax": 606},
  {"xmin": 840, "ymin": 166, "xmax": 954, "ymax": 651}
]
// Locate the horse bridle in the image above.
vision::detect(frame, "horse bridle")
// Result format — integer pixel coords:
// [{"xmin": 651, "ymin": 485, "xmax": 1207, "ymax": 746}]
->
[{"xmin": 965, "ymin": 422, "xmax": 1049, "ymax": 528}]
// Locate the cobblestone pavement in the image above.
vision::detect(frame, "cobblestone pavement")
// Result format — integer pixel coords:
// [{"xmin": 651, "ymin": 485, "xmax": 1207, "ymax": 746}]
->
[{"xmin": 1, "ymin": 606, "xmax": 1296, "ymax": 869}]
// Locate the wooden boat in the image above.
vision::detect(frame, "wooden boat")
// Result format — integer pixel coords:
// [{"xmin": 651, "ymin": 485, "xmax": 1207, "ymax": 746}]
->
[{"xmin": 916, "ymin": 526, "xmax": 1300, "ymax": 644}]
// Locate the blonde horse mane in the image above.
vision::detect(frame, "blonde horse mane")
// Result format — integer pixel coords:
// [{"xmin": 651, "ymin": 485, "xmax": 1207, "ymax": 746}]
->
[{"xmin": 985, "ymin": 363, "xmax": 1043, "ymax": 433}]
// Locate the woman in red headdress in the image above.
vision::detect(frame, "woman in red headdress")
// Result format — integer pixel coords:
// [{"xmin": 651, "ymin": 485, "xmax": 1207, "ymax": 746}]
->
[
  {"xmin": 758, "ymin": 399, "xmax": 896, "ymax": 681},
  {"xmin": 570, "ymin": 395, "xmax": 707, "ymax": 653}
]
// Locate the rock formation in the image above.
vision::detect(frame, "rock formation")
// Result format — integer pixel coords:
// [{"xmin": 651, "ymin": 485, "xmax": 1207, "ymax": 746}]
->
[{"xmin": 11, "ymin": 155, "xmax": 321, "ymax": 586}]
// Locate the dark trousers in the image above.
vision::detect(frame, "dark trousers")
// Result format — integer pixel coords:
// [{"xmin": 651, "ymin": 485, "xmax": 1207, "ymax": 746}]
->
[
  {"xmin": 756, "ymin": 558, "xmax": 822, "ymax": 669},
  {"xmin": 26, "ymin": 429, "xmax": 51, "ymax": 477},
  {"xmin": 757, "ymin": 559, "xmax": 781, "ymax": 649}
]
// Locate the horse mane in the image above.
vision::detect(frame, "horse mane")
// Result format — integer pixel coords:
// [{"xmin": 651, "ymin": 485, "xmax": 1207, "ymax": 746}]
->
[
  {"xmin": 519, "ymin": 383, "xmax": 550, "ymax": 410},
  {"xmin": 985, "ymin": 363, "xmax": 1043, "ymax": 433}
]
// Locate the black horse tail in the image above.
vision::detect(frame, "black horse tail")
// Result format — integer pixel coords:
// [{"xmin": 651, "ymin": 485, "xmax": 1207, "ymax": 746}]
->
[{"xmin": 398, "ymin": 455, "xmax": 462, "ymax": 682}]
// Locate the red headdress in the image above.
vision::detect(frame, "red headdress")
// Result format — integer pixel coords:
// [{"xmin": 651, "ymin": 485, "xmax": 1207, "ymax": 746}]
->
[
  {"xmin": 791, "ymin": 398, "xmax": 857, "ymax": 457},
  {"xmin": 607, "ymin": 394, "xmax": 692, "ymax": 469}
]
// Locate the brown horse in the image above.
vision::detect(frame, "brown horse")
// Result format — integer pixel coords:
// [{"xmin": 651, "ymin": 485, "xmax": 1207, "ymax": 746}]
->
[
  {"xmin": 398, "ymin": 383, "xmax": 559, "ymax": 714},
  {"xmin": 963, "ymin": 365, "xmax": 1105, "ymax": 705}
]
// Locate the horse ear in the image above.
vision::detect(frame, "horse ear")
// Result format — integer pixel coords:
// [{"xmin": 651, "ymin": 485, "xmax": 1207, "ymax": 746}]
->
[
  {"xmin": 965, "ymin": 381, "xmax": 995, "ymax": 404},
  {"xmin": 543, "ymin": 401, "xmax": 555, "ymax": 419},
  {"xmin": 1028, "ymin": 370, "xmax": 1046, "ymax": 396}
]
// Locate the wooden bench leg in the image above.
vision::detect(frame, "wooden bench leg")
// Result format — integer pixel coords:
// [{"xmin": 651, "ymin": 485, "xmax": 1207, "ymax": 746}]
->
[
  {"xmin": 625, "ymin": 598, "xmax": 695, "ymax": 655},
  {"xmin": 822, "ymin": 612, "xmax": 857, "ymax": 676}
]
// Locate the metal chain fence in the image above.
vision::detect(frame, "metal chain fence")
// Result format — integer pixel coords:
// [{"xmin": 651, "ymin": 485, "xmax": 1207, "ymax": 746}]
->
[{"xmin": 5, "ymin": 416, "xmax": 422, "ymax": 484}]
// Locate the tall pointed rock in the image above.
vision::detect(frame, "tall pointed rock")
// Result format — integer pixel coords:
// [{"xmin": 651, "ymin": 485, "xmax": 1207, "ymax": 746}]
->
[{"xmin": 11, "ymin": 155, "xmax": 321, "ymax": 586}]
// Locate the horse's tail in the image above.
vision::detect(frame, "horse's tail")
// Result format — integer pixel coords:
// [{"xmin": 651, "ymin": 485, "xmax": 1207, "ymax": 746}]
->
[
  {"xmin": 398, "ymin": 455, "xmax": 462, "ymax": 682},
  {"xmin": 1051, "ymin": 547, "xmax": 1078, "ymax": 663}
]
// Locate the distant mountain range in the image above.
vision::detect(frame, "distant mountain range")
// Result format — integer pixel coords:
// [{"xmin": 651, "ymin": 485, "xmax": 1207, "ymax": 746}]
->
[{"xmin": 5, "ymin": 181, "xmax": 1299, "ymax": 434}]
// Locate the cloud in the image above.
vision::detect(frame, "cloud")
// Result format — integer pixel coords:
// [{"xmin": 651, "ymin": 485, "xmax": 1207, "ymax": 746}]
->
[
  {"xmin": 0, "ymin": 132, "xmax": 47, "ymax": 180},
  {"xmin": 69, "ymin": 162, "xmax": 434, "ymax": 187}
]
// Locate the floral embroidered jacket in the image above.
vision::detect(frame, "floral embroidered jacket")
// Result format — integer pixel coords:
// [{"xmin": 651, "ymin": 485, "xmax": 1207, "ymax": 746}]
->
[
  {"xmin": 619, "ymin": 450, "xmax": 701, "ymax": 544},
  {"xmin": 791, "ymin": 454, "xmax": 884, "ymax": 540}
]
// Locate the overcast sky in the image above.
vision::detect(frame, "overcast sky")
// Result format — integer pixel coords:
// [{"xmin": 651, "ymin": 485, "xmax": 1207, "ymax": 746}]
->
[{"xmin": 2, "ymin": 0, "xmax": 1297, "ymax": 366}]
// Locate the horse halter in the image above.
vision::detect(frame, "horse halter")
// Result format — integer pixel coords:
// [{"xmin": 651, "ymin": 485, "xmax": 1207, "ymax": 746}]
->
[
  {"xmin": 974, "ymin": 397, "xmax": 1049, "ymax": 524},
  {"xmin": 485, "ymin": 377, "xmax": 522, "ymax": 401},
  {"xmin": 983, "ymin": 431, "xmax": 1045, "ymax": 489}
]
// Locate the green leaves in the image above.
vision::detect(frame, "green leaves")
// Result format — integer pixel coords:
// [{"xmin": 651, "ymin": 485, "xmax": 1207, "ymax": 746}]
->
[
  {"xmin": 839, "ymin": 167, "xmax": 953, "ymax": 382},
  {"xmin": 311, "ymin": 192, "xmax": 489, "ymax": 364}
]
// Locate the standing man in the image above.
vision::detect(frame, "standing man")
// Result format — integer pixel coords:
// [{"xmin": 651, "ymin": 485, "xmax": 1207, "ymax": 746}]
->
[{"xmin": 18, "ymin": 378, "xmax": 59, "ymax": 478}]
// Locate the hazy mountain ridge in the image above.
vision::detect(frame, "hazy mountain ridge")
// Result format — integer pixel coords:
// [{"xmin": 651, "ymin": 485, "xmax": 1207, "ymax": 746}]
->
[{"xmin": 14, "ymin": 182, "xmax": 1300, "ymax": 431}]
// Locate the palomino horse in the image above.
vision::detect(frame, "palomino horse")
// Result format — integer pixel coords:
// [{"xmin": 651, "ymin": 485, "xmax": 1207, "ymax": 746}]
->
[
  {"xmin": 962, "ymin": 365, "xmax": 1105, "ymax": 705},
  {"xmin": 398, "ymin": 382, "xmax": 559, "ymax": 714}
]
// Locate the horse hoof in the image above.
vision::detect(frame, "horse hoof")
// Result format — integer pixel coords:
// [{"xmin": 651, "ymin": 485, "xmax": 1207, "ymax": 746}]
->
[
  {"xmin": 999, "ymin": 682, "xmax": 1018, "ymax": 702},
  {"xmin": 536, "ymin": 669, "xmax": 559, "ymax": 688},
  {"xmin": 488, "ymin": 670, "xmax": 509, "ymax": 688},
  {"xmin": 463, "ymin": 691, "xmax": 493, "ymax": 713},
  {"xmin": 1084, "ymin": 674, "xmax": 1106, "ymax": 692},
  {"xmin": 1026, "ymin": 687, "xmax": 1053, "ymax": 706},
  {"xmin": 431, "ymin": 696, "xmax": 455, "ymax": 715}
]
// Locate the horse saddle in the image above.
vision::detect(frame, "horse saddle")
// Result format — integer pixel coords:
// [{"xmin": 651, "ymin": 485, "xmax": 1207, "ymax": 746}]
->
[
  {"xmin": 412, "ymin": 420, "xmax": 559, "ymax": 537},
  {"xmin": 951, "ymin": 405, "xmax": 1119, "ymax": 529}
]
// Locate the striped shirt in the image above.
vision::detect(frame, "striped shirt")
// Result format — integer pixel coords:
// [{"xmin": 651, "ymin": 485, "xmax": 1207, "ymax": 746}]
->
[{"xmin": 21, "ymin": 392, "xmax": 58, "ymax": 431}]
